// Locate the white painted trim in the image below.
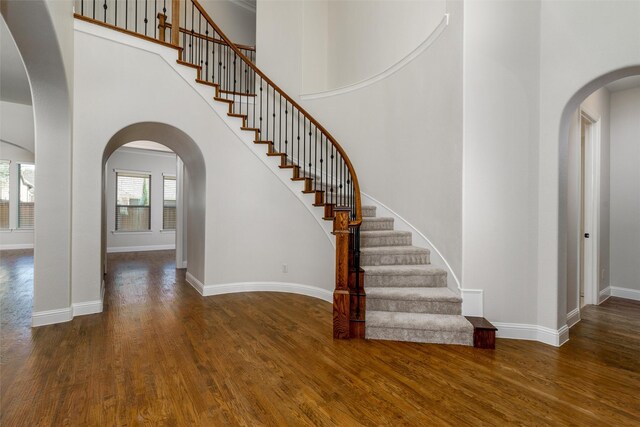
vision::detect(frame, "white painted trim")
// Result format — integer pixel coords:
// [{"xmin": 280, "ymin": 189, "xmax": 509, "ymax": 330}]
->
[
  {"xmin": 0, "ymin": 243, "xmax": 34, "ymax": 250},
  {"xmin": 599, "ymin": 286, "xmax": 611, "ymax": 304},
  {"xmin": 610, "ymin": 286, "xmax": 640, "ymax": 301},
  {"xmin": 107, "ymin": 244, "xmax": 175, "ymax": 253},
  {"xmin": 492, "ymin": 322, "xmax": 569, "ymax": 347},
  {"xmin": 301, "ymin": 14, "xmax": 449, "ymax": 100},
  {"xmin": 229, "ymin": 0, "xmax": 256, "ymax": 13},
  {"xmin": 580, "ymin": 109, "xmax": 601, "ymax": 307},
  {"xmin": 186, "ymin": 274, "xmax": 333, "ymax": 303},
  {"xmin": 186, "ymin": 271, "xmax": 205, "ymax": 294},
  {"xmin": 567, "ymin": 307, "xmax": 581, "ymax": 328},
  {"xmin": 32, "ymin": 307, "xmax": 73, "ymax": 327},
  {"xmin": 461, "ymin": 289, "xmax": 483, "ymax": 317},
  {"xmin": 361, "ymin": 192, "xmax": 461, "ymax": 290},
  {"xmin": 72, "ymin": 286, "xmax": 105, "ymax": 316}
]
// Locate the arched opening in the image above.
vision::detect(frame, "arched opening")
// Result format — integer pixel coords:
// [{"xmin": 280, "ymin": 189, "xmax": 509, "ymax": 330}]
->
[
  {"xmin": 558, "ymin": 65, "xmax": 640, "ymax": 336},
  {"xmin": 1, "ymin": 1, "xmax": 73, "ymax": 326},
  {"xmin": 101, "ymin": 122, "xmax": 207, "ymax": 300}
]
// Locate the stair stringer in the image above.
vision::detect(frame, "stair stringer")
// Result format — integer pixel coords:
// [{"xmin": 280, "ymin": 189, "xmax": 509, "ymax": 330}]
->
[
  {"xmin": 75, "ymin": 18, "xmax": 337, "ymax": 247},
  {"xmin": 360, "ymin": 192, "xmax": 484, "ymax": 317}
]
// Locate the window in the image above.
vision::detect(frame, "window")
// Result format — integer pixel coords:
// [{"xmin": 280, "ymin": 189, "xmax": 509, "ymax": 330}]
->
[
  {"xmin": 0, "ymin": 161, "xmax": 9, "ymax": 229},
  {"xmin": 18, "ymin": 163, "xmax": 35, "ymax": 229},
  {"xmin": 163, "ymin": 175, "xmax": 177, "ymax": 230},
  {"xmin": 116, "ymin": 172, "xmax": 151, "ymax": 231}
]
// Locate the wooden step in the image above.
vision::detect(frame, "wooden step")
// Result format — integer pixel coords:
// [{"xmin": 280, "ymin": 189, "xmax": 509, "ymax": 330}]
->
[
  {"xmin": 219, "ymin": 89, "xmax": 257, "ymax": 97},
  {"xmin": 465, "ymin": 316, "xmax": 498, "ymax": 349},
  {"xmin": 195, "ymin": 78, "xmax": 218, "ymax": 88}
]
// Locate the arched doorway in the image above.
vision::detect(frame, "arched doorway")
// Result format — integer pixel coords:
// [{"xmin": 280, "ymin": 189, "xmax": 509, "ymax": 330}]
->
[
  {"xmin": 101, "ymin": 122, "xmax": 207, "ymax": 296},
  {"xmin": 558, "ymin": 65, "xmax": 640, "ymax": 336}
]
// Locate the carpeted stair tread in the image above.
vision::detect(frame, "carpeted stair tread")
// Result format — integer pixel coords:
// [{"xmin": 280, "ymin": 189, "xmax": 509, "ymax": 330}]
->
[
  {"xmin": 366, "ymin": 311, "xmax": 473, "ymax": 333},
  {"xmin": 366, "ymin": 287, "xmax": 462, "ymax": 314},
  {"xmin": 363, "ymin": 264, "xmax": 446, "ymax": 276},
  {"xmin": 361, "ymin": 230, "xmax": 412, "ymax": 247},
  {"xmin": 367, "ymin": 287, "xmax": 461, "ymax": 302},
  {"xmin": 362, "ymin": 205, "xmax": 377, "ymax": 217},
  {"xmin": 361, "ymin": 246, "xmax": 430, "ymax": 255},
  {"xmin": 361, "ymin": 217, "xmax": 394, "ymax": 231},
  {"xmin": 360, "ymin": 246, "xmax": 430, "ymax": 266}
]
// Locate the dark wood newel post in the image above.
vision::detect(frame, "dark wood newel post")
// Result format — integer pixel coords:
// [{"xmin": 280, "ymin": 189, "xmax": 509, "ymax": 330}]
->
[
  {"xmin": 333, "ymin": 208, "xmax": 351, "ymax": 339},
  {"xmin": 171, "ymin": 0, "xmax": 180, "ymax": 48}
]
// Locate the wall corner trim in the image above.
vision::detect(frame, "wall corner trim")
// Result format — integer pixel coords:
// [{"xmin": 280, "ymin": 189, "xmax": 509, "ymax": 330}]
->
[
  {"xmin": 32, "ymin": 307, "xmax": 73, "ymax": 327},
  {"xmin": 491, "ymin": 322, "xmax": 570, "ymax": 347},
  {"xmin": 598, "ymin": 286, "xmax": 611, "ymax": 304},
  {"xmin": 72, "ymin": 286, "xmax": 105, "ymax": 317},
  {"xmin": 566, "ymin": 307, "xmax": 581, "ymax": 328}
]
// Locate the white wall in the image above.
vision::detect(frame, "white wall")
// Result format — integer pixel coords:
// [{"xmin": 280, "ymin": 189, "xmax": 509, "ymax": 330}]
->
[
  {"xmin": 462, "ymin": 0, "xmax": 541, "ymax": 325},
  {"xmin": 610, "ymin": 86, "xmax": 640, "ymax": 293},
  {"xmin": 105, "ymin": 147, "xmax": 177, "ymax": 252},
  {"xmin": 200, "ymin": 0, "xmax": 255, "ymax": 46},
  {"xmin": 0, "ymin": 142, "xmax": 35, "ymax": 249},
  {"xmin": 73, "ymin": 21, "xmax": 334, "ymax": 309},
  {"xmin": 566, "ymin": 87, "xmax": 611, "ymax": 315},
  {"xmin": 539, "ymin": 0, "xmax": 640, "ymax": 331},
  {"xmin": 257, "ymin": 0, "xmax": 464, "ymax": 285},
  {"xmin": 300, "ymin": 0, "xmax": 445, "ymax": 94},
  {"xmin": 1, "ymin": 101, "xmax": 35, "ymax": 168}
]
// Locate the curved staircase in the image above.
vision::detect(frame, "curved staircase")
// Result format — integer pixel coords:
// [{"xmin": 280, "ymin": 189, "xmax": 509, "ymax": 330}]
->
[{"xmin": 74, "ymin": 0, "xmax": 490, "ymax": 348}]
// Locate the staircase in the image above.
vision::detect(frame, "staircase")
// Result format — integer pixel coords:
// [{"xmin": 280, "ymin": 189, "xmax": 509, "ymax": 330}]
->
[
  {"xmin": 360, "ymin": 206, "xmax": 473, "ymax": 345},
  {"xmin": 74, "ymin": 0, "xmax": 487, "ymax": 348}
]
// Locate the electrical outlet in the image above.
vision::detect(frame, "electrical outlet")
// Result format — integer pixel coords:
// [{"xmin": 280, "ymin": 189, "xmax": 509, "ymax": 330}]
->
[{"xmin": 282, "ymin": 264, "xmax": 288, "ymax": 273}]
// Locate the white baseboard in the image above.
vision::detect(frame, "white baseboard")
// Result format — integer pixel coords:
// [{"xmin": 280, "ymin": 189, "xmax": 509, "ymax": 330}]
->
[
  {"xmin": 186, "ymin": 272, "xmax": 205, "ymax": 294},
  {"xmin": 567, "ymin": 307, "xmax": 581, "ymax": 328},
  {"xmin": 461, "ymin": 289, "xmax": 483, "ymax": 317},
  {"xmin": 599, "ymin": 286, "xmax": 611, "ymax": 304},
  {"xmin": 32, "ymin": 307, "xmax": 73, "ymax": 327},
  {"xmin": 492, "ymin": 322, "xmax": 569, "ymax": 347},
  {"xmin": 107, "ymin": 244, "xmax": 175, "ymax": 253},
  {"xmin": 0, "ymin": 243, "xmax": 34, "ymax": 250},
  {"xmin": 610, "ymin": 286, "xmax": 640, "ymax": 301},
  {"xmin": 186, "ymin": 273, "xmax": 333, "ymax": 303},
  {"xmin": 72, "ymin": 286, "xmax": 105, "ymax": 317}
]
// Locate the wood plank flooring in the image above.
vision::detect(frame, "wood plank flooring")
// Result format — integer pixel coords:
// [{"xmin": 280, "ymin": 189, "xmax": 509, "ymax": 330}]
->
[{"xmin": 1, "ymin": 249, "xmax": 639, "ymax": 426}]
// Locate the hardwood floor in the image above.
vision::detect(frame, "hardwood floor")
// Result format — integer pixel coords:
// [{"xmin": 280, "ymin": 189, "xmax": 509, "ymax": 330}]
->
[{"xmin": 1, "ymin": 249, "xmax": 639, "ymax": 426}]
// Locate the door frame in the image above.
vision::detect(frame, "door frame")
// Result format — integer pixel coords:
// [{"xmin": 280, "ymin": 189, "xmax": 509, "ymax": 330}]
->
[{"xmin": 578, "ymin": 108, "xmax": 601, "ymax": 308}]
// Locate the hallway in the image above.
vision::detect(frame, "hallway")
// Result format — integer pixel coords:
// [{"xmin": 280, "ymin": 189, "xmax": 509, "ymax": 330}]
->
[{"xmin": 1, "ymin": 250, "xmax": 638, "ymax": 425}]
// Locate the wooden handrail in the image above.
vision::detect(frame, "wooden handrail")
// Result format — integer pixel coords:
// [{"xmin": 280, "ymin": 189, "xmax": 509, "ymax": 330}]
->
[
  {"xmin": 163, "ymin": 21, "xmax": 256, "ymax": 51},
  {"xmin": 188, "ymin": 0, "xmax": 362, "ymax": 225}
]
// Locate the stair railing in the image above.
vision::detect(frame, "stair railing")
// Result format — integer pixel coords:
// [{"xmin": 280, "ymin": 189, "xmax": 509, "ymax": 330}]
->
[{"xmin": 74, "ymin": 0, "xmax": 363, "ymax": 339}]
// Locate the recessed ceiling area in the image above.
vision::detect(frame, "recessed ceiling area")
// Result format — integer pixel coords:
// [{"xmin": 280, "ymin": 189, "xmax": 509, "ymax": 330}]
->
[
  {"xmin": 0, "ymin": 16, "xmax": 32, "ymax": 105},
  {"xmin": 122, "ymin": 141, "xmax": 175, "ymax": 153},
  {"xmin": 606, "ymin": 75, "xmax": 640, "ymax": 93}
]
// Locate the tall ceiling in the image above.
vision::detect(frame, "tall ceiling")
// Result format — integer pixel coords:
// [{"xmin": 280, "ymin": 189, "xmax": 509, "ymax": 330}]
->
[{"xmin": 0, "ymin": 15, "xmax": 32, "ymax": 105}]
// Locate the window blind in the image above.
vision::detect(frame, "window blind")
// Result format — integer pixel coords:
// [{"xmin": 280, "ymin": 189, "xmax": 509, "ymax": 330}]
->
[
  {"xmin": 116, "ymin": 172, "xmax": 151, "ymax": 231},
  {"xmin": 18, "ymin": 164, "xmax": 35, "ymax": 229},
  {"xmin": 163, "ymin": 176, "xmax": 176, "ymax": 230}
]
